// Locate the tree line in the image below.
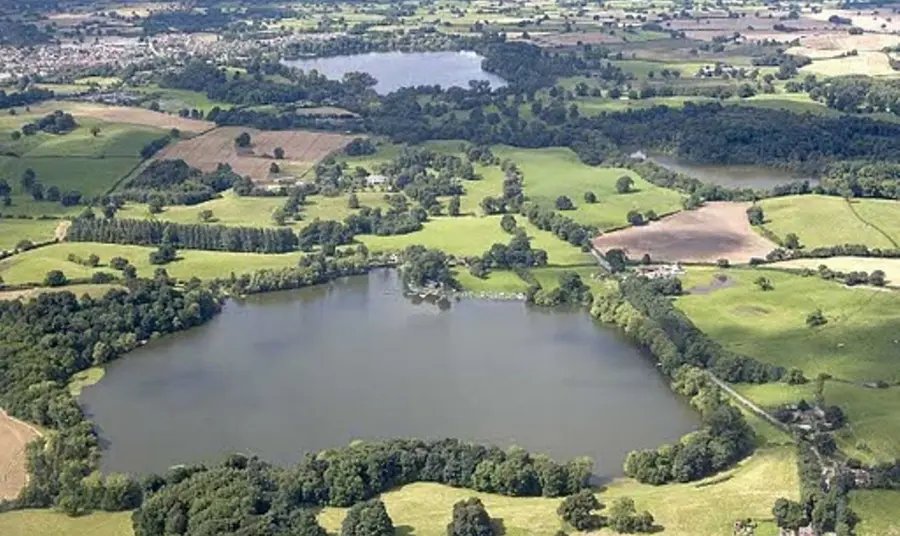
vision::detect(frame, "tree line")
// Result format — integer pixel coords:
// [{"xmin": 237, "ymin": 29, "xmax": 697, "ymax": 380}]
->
[
  {"xmin": 109, "ymin": 160, "xmax": 244, "ymax": 206},
  {"xmin": 0, "ymin": 87, "xmax": 54, "ymax": 109},
  {"xmin": 66, "ymin": 218, "xmax": 299, "ymax": 254}
]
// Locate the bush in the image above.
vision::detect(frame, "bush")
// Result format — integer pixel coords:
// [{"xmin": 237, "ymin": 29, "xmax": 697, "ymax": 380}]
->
[
  {"xmin": 626, "ymin": 210, "xmax": 645, "ymax": 226},
  {"xmin": 616, "ymin": 175, "xmax": 634, "ymax": 194},
  {"xmin": 584, "ymin": 191, "xmax": 597, "ymax": 203},
  {"xmin": 448, "ymin": 497, "xmax": 494, "ymax": 536},
  {"xmin": 557, "ymin": 490, "xmax": 602, "ymax": 531},
  {"xmin": 555, "ymin": 195, "xmax": 575, "ymax": 210},
  {"xmin": 806, "ymin": 309, "xmax": 827, "ymax": 327},
  {"xmin": 44, "ymin": 269, "xmax": 67, "ymax": 287}
]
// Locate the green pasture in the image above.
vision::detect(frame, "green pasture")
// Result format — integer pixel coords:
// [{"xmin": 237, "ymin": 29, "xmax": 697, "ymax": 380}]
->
[
  {"xmin": 851, "ymin": 490, "xmax": 900, "ymax": 536},
  {"xmin": 361, "ymin": 215, "xmax": 592, "ymax": 265},
  {"xmin": 676, "ymin": 267, "xmax": 900, "ymax": 383},
  {"xmin": 759, "ymin": 195, "xmax": 900, "ymax": 249},
  {"xmin": 0, "ymin": 510, "xmax": 132, "ymax": 536},
  {"xmin": 454, "ymin": 269, "xmax": 530, "ymax": 295},
  {"xmin": 826, "ymin": 382, "xmax": 900, "ymax": 464},
  {"xmin": 127, "ymin": 86, "xmax": 229, "ymax": 113},
  {"xmin": 490, "ymin": 146, "xmax": 683, "ymax": 230},
  {"xmin": 770, "ymin": 257, "xmax": 900, "ymax": 288},
  {"xmin": 0, "ymin": 218, "xmax": 59, "ymax": 251},
  {"xmin": 0, "ymin": 243, "xmax": 304, "ymax": 284}
]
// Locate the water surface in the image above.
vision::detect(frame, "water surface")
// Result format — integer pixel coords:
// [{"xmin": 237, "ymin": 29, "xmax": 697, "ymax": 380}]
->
[
  {"xmin": 80, "ymin": 271, "xmax": 698, "ymax": 477},
  {"xmin": 637, "ymin": 151, "xmax": 819, "ymax": 190},
  {"xmin": 282, "ymin": 51, "xmax": 506, "ymax": 94}
]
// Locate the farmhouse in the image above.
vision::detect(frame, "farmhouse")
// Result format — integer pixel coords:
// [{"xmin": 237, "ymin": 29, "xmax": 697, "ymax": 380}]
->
[{"xmin": 366, "ymin": 174, "xmax": 388, "ymax": 186}]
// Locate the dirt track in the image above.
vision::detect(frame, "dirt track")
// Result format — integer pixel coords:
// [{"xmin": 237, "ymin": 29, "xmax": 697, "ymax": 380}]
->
[
  {"xmin": 592, "ymin": 202, "xmax": 777, "ymax": 264},
  {"xmin": 0, "ymin": 411, "xmax": 40, "ymax": 500}
]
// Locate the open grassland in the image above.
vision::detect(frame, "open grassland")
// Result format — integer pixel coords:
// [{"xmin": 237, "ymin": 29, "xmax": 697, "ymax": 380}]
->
[
  {"xmin": 593, "ymin": 202, "xmax": 776, "ymax": 263},
  {"xmin": 0, "ymin": 283, "xmax": 121, "ymax": 304},
  {"xmin": 676, "ymin": 267, "xmax": 900, "ymax": 383},
  {"xmin": 851, "ymin": 490, "xmax": 900, "ymax": 536},
  {"xmin": 801, "ymin": 51, "xmax": 899, "ymax": 78},
  {"xmin": 771, "ymin": 257, "xmax": 900, "ymax": 287},
  {"xmin": 0, "ymin": 219, "xmax": 59, "ymax": 251},
  {"xmin": 28, "ymin": 101, "xmax": 213, "ymax": 134},
  {"xmin": 825, "ymin": 382, "xmax": 900, "ymax": 464},
  {"xmin": 319, "ymin": 446, "xmax": 796, "ymax": 536},
  {"xmin": 0, "ymin": 243, "xmax": 304, "ymax": 284},
  {"xmin": 0, "ymin": 510, "xmax": 132, "ymax": 536},
  {"xmin": 760, "ymin": 196, "xmax": 900, "ymax": 249},
  {"xmin": 530, "ymin": 265, "xmax": 612, "ymax": 295},
  {"xmin": 360, "ymin": 216, "xmax": 592, "ymax": 266},
  {"xmin": 127, "ymin": 86, "xmax": 230, "ymax": 115},
  {"xmin": 454, "ymin": 269, "xmax": 530, "ymax": 295},
  {"xmin": 491, "ymin": 146, "xmax": 683, "ymax": 230},
  {"xmin": 155, "ymin": 126, "xmax": 354, "ymax": 182},
  {"xmin": 0, "ymin": 411, "xmax": 40, "ymax": 500}
]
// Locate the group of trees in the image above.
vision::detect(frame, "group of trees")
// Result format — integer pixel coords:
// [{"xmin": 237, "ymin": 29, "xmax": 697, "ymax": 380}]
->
[
  {"xmin": 221, "ymin": 252, "xmax": 371, "ymax": 296},
  {"xmin": 111, "ymin": 160, "xmax": 244, "ymax": 206},
  {"xmin": 67, "ymin": 218, "xmax": 300, "ymax": 254},
  {"xmin": 401, "ymin": 245, "xmax": 459, "ymax": 290},
  {"xmin": 0, "ymin": 87, "xmax": 53, "ymax": 109},
  {"xmin": 134, "ymin": 438, "xmax": 592, "ymax": 535},
  {"xmin": 622, "ymin": 366, "xmax": 756, "ymax": 485},
  {"xmin": 557, "ymin": 490, "xmax": 655, "ymax": 533},
  {"xmin": 528, "ymin": 271, "xmax": 592, "ymax": 307},
  {"xmin": 806, "ymin": 75, "xmax": 900, "ymax": 116},
  {"xmin": 476, "ymin": 231, "xmax": 548, "ymax": 274},
  {"xmin": 524, "ymin": 203, "xmax": 596, "ymax": 250},
  {"xmin": 20, "ymin": 110, "xmax": 76, "ymax": 135}
]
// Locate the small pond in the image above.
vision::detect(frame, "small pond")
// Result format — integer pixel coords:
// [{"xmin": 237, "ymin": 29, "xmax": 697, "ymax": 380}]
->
[
  {"xmin": 634, "ymin": 151, "xmax": 819, "ymax": 190},
  {"xmin": 79, "ymin": 270, "xmax": 698, "ymax": 477},
  {"xmin": 281, "ymin": 51, "xmax": 506, "ymax": 94}
]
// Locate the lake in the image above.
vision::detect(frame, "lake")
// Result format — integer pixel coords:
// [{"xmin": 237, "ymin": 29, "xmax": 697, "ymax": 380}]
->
[
  {"xmin": 79, "ymin": 270, "xmax": 698, "ymax": 478},
  {"xmin": 281, "ymin": 51, "xmax": 506, "ymax": 94},
  {"xmin": 636, "ymin": 151, "xmax": 819, "ymax": 190}
]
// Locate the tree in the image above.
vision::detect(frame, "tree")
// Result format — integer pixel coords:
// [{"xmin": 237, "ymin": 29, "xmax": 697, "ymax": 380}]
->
[
  {"xmin": 235, "ymin": 131, "xmax": 252, "ymax": 148},
  {"xmin": 348, "ymin": 193, "xmax": 360, "ymax": 209},
  {"xmin": 626, "ymin": 210, "xmax": 645, "ymax": 226},
  {"xmin": 10, "ymin": 130, "xmax": 21, "ymax": 141},
  {"xmin": 0, "ymin": 179, "xmax": 10, "ymax": 197},
  {"xmin": 773, "ymin": 498, "xmax": 809, "ymax": 535},
  {"xmin": 607, "ymin": 497, "xmax": 655, "ymax": 533},
  {"xmin": 102, "ymin": 204, "xmax": 118, "ymax": 219},
  {"xmin": 448, "ymin": 195, "xmax": 461, "ymax": 216},
  {"xmin": 90, "ymin": 125, "xmax": 101, "ymax": 137},
  {"xmin": 583, "ymin": 191, "xmax": 597, "ymax": 203},
  {"xmin": 644, "ymin": 209, "xmax": 658, "ymax": 221},
  {"xmin": 85, "ymin": 254, "xmax": 100, "ymax": 267},
  {"xmin": 605, "ymin": 249, "xmax": 628, "ymax": 273},
  {"xmin": 148, "ymin": 197, "xmax": 164, "ymax": 214},
  {"xmin": 198, "ymin": 210, "xmax": 214, "ymax": 222},
  {"xmin": 46, "ymin": 185, "xmax": 60, "ymax": 202},
  {"xmin": 869, "ymin": 269, "xmax": 886, "ymax": 287},
  {"xmin": 272, "ymin": 207, "xmax": 288, "ymax": 226},
  {"xmin": 501, "ymin": 214, "xmax": 517, "ymax": 233},
  {"xmin": 270, "ymin": 162, "xmax": 280, "ymax": 174},
  {"xmin": 784, "ymin": 232, "xmax": 801, "ymax": 250},
  {"xmin": 341, "ymin": 499, "xmax": 394, "ymax": 536},
  {"xmin": 44, "ymin": 269, "xmax": 67, "ymax": 287},
  {"xmin": 110, "ymin": 257, "xmax": 130, "ymax": 271},
  {"xmin": 448, "ymin": 497, "xmax": 495, "ymax": 536},
  {"xmin": 555, "ymin": 196, "xmax": 574, "ymax": 211},
  {"xmin": 754, "ymin": 276, "xmax": 773, "ymax": 291},
  {"xmin": 784, "ymin": 368, "xmax": 807, "ymax": 385},
  {"xmin": 557, "ymin": 490, "xmax": 601, "ymax": 531},
  {"xmin": 30, "ymin": 182, "xmax": 44, "ymax": 201},
  {"xmin": 615, "ymin": 175, "xmax": 634, "ymax": 194},
  {"xmin": 274, "ymin": 146, "xmax": 285, "ymax": 159},
  {"xmin": 746, "ymin": 205, "xmax": 764, "ymax": 225},
  {"xmin": 20, "ymin": 168, "xmax": 36, "ymax": 193},
  {"xmin": 806, "ymin": 309, "xmax": 827, "ymax": 327}
]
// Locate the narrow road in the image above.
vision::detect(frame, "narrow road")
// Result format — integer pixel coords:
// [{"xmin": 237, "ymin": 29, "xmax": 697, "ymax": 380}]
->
[
  {"xmin": 589, "ymin": 245, "xmax": 612, "ymax": 272},
  {"xmin": 706, "ymin": 373, "xmax": 792, "ymax": 434}
]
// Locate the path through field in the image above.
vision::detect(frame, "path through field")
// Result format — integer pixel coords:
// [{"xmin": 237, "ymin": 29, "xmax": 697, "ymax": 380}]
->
[{"xmin": 0, "ymin": 411, "xmax": 41, "ymax": 500}]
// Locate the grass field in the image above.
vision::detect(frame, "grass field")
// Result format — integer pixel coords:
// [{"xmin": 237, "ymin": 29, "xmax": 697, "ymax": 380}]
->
[
  {"xmin": 851, "ymin": 490, "xmax": 900, "ymax": 536},
  {"xmin": 676, "ymin": 267, "xmax": 900, "ymax": 383},
  {"xmin": 0, "ymin": 219, "xmax": 59, "ymax": 251},
  {"xmin": 0, "ymin": 243, "xmax": 304, "ymax": 284},
  {"xmin": 360, "ymin": 216, "xmax": 592, "ymax": 266},
  {"xmin": 454, "ymin": 269, "xmax": 530, "ymax": 295},
  {"xmin": 771, "ymin": 257, "xmax": 900, "ymax": 287},
  {"xmin": 491, "ymin": 146, "xmax": 683, "ymax": 230},
  {"xmin": 319, "ymin": 446, "xmax": 797, "ymax": 536},
  {"xmin": 825, "ymin": 382, "xmax": 900, "ymax": 464},
  {"xmin": 0, "ymin": 510, "xmax": 132, "ymax": 536},
  {"xmin": 760, "ymin": 196, "xmax": 900, "ymax": 249}
]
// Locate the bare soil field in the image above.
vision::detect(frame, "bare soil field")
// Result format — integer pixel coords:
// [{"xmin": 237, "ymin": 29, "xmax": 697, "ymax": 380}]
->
[
  {"xmin": 811, "ymin": 9, "xmax": 900, "ymax": 34},
  {"xmin": 592, "ymin": 202, "xmax": 777, "ymax": 264},
  {"xmin": 0, "ymin": 411, "xmax": 40, "ymax": 501},
  {"xmin": 791, "ymin": 33, "xmax": 900, "ymax": 55},
  {"xmin": 31, "ymin": 102, "xmax": 213, "ymax": 134},
  {"xmin": 156, "ymin": 126, "xmax": 355, "ymax": 181}
]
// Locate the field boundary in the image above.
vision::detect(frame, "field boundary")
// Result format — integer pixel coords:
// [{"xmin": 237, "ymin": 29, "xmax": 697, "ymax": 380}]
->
[{"xmin": 844, "ymin": 199, "xmax": 900, "ymax": 249}]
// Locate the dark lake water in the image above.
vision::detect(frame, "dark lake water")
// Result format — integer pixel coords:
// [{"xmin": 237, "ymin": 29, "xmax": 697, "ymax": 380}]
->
[
  {"xmin": 281, "ymin": 51, "xmax": 506, "ymax": 94},
  {"xmin": 636, "ymin": 151, "xmax": 819, "ymax": 190},
  {"xmin": 79, "ymin": 270, "xmax": 698, "ymax": 477}
]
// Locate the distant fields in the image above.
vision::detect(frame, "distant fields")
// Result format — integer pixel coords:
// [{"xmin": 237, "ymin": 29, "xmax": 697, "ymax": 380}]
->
[
  {"xmin": 677, "ymin": 267, "xmax": 900, "ymax": 383},
  {"xmin": 0, "ymin": 243, "xmax": 304, "ymax": 284},
  {"xmin": 759, "ymin": 196, "xmax": 900, "ymax": 249}
]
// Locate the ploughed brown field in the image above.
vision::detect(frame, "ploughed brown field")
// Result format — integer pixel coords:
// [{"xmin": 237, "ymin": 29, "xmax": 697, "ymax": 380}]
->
[
  {"xmin": 0, "ymin": 411, "xmax": 40, "ymax": 500},
  {"xmin": 154, "ymin": 126, "xmax": 356, "ymax": 181},
  {"xmin": 592, "ymin": 202, "xmax": 777, "ymax": 264}
]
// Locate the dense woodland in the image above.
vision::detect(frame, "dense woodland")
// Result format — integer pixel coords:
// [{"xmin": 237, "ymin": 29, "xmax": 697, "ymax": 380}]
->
[{"xmin": 111, "ymin": 160, "xmax": 244, "ymax": 206}]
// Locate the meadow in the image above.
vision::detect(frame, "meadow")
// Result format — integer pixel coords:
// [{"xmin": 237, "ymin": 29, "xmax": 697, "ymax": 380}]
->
[
  {"xmin": 851, "ymin": 490, "xmax": 900, "ymax": 536},
  {"xmin": 0, "ymin": 510, "xmax": 132, "ymax": 536},
  {"xmin": 759, "ymin": 196, "xmax": 900, "ymax": 249},
  {"xmin": 676, "ymin": 267, "xmax": 900, "ymax": 383},
  {"xmin": 771, "ymin": 257, "xmax": 900, "ymax": 287},
  {"xmin": 0, "ymin": 219, "xmax": 60, "ymax": 251},
  {"xmin": 0, "ymin": 243, "xmax": 305, "ymax": 284}
]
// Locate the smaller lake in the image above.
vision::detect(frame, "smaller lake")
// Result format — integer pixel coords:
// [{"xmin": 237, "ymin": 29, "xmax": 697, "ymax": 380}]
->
[
  {"xmin": 281, "ymin": 51, "xmax": 506, "ymax": 94},
  {"xmin": 636, "ymin": 151, "xmax": 819, "ymax": 190}
]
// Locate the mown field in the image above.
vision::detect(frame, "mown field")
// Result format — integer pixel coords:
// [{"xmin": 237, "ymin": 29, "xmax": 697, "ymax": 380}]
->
[
  {"xmin": 0, "ymin": 510, "xmax": 132, "ymax": 536},
  {"xmin": 759, "ymin": 196, "xmax": 900, "ymax": 249},
  {"xmin": 0, "ymin": 243, "xmax": 304, "ymax": 284}
]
